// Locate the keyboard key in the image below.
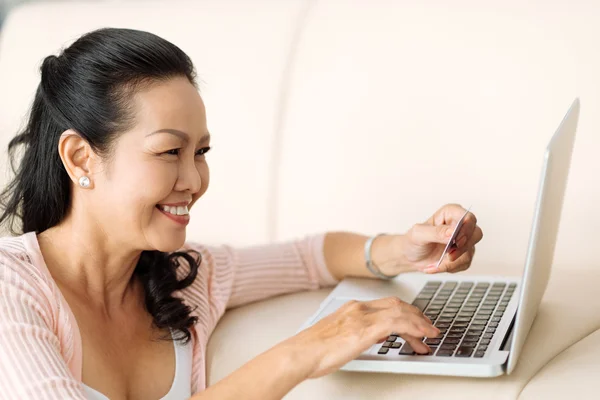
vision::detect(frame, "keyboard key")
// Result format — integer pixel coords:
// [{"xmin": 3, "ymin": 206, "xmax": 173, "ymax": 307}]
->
[
  {"xmin": 482, "ymin": 333, "xmax": 494, "ymax": 339},
  {"xmin": 449, "ymin": 328, "xmax": 466, "ymax": 334},
  {"xmin": 444, "ymin": 308, "xmax": 460, "ymax": 313},
  {"xmin": 460, "ymin": 341, "xmax": 477, "ymax": 348},
  {"xmin": 491, "ymin": 317, "xmax": 502, "ymax": 322},
  {"xmin": 387, "ymin": 335, "xmax": 398, "ymax": 342},
  {"xmin": 478, "ymin": 345, "xmax": 488, "ymax": 351},
  {"xmin": 399, "ymin": 343, "xmax": 415, "ymax": 355},
  {"xmin": 440, "ymin": 343, "xmax": 458, "ymax": 350},
  {"xmin": 480, "ymin": 339, "xmax": 491, "ymax": 345},
  {"xmin": 488, "ymin": 322, "xmax": 499, "ymax": 328},
  {"xmin": 383, "ymin": 341, "xmax": 394, "ymax": 347},
  {"xmin": 455, "ymin": 347, "xmax": 474, "ymax": 357},
  {"xmin": 437, "ymin": 317, "xmax": 454, "ymax": 323},
  {"xmin": 462, "ymin": 307, "xmax": 478, "ymax": 312},
  {"xmin": 378, "ymin": 347, "xmax": 389, "ymax": 354},
  {"xmin": 486, "ymin": 328, "xmax": 496, "ymax": 333},
  {"xmin": 463, "ymin": 335, "xmax": 480, "ymax": 342},
  {"xmin": 392, "ymin": 342, "xmax": 401, "ymax": 348},
  {"xmin": 455, "ymin": 317, "xmax": 472, "ymax": 322},
  {"xmin": 474, "ymin": 350, "xmax": 486, "ymax": 358},
  {"xmin": 446, "ymin": 332, "xmax": 463, "ymax": 338},
  {"xmin": 437, "ymin": 350, "xmax": 454, "ymax": 357},
  {"xmin": 435, "ymin": 322, "xmax": 451, "ymax": 328},
  {"xmin": 425, "ymin": 338, "xmax": 441, "ymax": 345},
  {"xmin": 452, "ymin": 322, "xmax": 469, "ymax": 328},
  {"xmin": 443, "ymin": 338, "xmax": 461, "ymax": 344},
  {"xmin": 417, "ymin": 294, "xmax": 434, "ymax": 300},
  {"xmin": 412, "ymin": 299, "xmax": 430, "ymax": 311},
  {"xmin": 494, "ymin": 312, "xmax": 504, "ymax": 318}
]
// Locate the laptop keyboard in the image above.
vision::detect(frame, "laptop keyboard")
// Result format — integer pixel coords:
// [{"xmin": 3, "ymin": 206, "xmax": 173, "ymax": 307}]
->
[{"xmin": 377, "ymin": 281, "xmax": 517, "ymax": 358}]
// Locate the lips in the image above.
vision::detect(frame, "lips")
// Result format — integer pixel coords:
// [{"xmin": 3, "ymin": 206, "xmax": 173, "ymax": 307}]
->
[{"xmin": 156, "ymin": 204, "xmax": 190, "ymax": 226}]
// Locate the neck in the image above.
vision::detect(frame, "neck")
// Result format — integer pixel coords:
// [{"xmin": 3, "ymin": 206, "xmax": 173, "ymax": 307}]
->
[{"xmin": 37, "ymin": 212, "xmax": 143, "ymax": 310}]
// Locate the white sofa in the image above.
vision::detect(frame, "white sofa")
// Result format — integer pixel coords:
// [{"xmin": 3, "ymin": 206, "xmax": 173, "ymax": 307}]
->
[{"xmin": 1, "ymin": 1, "xmax": 599, "ymax": 398}]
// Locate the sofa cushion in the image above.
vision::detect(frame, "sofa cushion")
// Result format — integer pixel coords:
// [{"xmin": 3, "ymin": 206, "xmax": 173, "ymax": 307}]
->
[{"xmin": 519, "ymin": 329, "xmax": 600, "ymax": 399}]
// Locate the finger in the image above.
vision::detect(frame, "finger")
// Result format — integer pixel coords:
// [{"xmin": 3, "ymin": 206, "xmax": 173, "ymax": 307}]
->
[
  {"xmin": 441, "ymin": 247, "xmax": 476, "ymax": 273},
  {"xmin": 449, "ymin": 226, "xmax": 483, "ymax": 262},
  {"xmin": 422, "ymin": 246, "xmax": 475, "ymax": 274},
  {"xmin": 453, "ymin": 222, "xmax": 483, "ymax": 252},
  {"xmin": 430, "ymin": 203, "xmax": 476, "ymax": 226},
  {"xmin": 402, "ymin": 334, "xmax": 431, "ymax": 354},
  {"xmin": 409, "ymin": 222, "xmax": 455, "ymax": 246}
]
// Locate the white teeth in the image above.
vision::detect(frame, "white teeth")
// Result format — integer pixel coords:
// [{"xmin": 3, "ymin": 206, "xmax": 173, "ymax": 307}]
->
[{"xmin": 159, "ymin": 205, "xmax": 189, "ymax": 216}]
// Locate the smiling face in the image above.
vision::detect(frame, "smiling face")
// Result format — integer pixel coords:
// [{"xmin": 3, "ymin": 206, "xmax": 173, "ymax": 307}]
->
[{"xmin": 88, "ymin": 76, "xmax": 211, "ymax": 252}]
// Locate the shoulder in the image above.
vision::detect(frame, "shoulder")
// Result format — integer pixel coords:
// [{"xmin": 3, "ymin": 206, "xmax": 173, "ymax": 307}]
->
[
  {"xmin": 175, "ymin": 242, "xmax": 236, "ymax": 307},
  {"xmin": 0, "ymin": 234, "xmax": 40, "ymax": 279},
  {"xmin": 0, "ymin": 233, "xmax": 58, "ymax": 315}
]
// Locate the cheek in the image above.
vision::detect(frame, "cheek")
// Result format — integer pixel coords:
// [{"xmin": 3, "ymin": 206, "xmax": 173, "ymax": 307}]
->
[{"xmin": 114, "ymin": 161, "xmax": 179, "ymax": 208}]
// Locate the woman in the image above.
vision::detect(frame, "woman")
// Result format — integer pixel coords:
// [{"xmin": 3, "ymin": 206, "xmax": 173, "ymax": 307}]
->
[{"xmin": 0, "ymin": 28, "xmax": 482, "ymax": 399}]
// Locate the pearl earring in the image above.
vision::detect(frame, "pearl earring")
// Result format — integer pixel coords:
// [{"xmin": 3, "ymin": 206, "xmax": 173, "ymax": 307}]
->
[{"xmin": 78, "ymin": 176, "xmax": 91, "ymax": 188}]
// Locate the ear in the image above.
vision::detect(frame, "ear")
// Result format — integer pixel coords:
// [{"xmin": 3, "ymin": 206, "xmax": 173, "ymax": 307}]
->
[{"xmin": 58, "ymin": 129, "xmax": 100, "ymax": 189}]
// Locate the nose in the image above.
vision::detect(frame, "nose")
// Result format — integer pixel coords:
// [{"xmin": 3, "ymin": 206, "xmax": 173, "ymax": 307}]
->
[{"xmin": 176, "ymin": 158, "xmax": 202, "ymax": 194}]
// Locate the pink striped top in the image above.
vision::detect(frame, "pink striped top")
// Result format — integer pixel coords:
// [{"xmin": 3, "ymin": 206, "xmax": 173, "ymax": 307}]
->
[{"xmin": 0, "ymin": 231, "xmax": 338, "ymax": 399}]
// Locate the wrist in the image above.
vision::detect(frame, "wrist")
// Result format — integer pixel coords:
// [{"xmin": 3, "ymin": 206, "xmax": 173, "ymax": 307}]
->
[
  {"xmin": 371, "ymin": 234, "xmax": 412, "ymax": 276},
  {"xmin": 276, "ymin": 335, "xmax": 322, "ymax": 382}
]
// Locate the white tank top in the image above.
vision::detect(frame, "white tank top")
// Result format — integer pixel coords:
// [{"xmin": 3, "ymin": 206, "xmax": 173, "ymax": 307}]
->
[{"xmin": 82, "ymin": 334, "xmax": 193, "ymax": 400}]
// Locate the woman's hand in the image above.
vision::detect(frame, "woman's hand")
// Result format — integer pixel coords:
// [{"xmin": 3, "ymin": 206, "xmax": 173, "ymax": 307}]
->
[
  {"xmin": 285, "ymin": 297, "xmax": 440, "ymax": 379},
  {"xmin": 368, "ymin": 203, "xmax": 483, "ymax": 277},
  {"xmin": 403, "ymin": 203, "xmax": 483, "ymax": 274}
]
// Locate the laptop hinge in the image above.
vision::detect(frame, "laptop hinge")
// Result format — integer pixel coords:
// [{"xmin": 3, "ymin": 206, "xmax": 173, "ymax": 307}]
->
[{"xmin": 500, "ymin": 313, "xmax": 516, "ymax": 351}]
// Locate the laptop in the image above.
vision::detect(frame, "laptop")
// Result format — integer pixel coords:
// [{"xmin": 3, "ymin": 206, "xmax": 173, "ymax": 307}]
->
[{"xmin": 297, "ymin": 98, "xmax": 580, "ymax": 378}]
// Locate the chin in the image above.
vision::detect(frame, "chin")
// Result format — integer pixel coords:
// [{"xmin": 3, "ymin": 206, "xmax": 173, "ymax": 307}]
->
[{"xmin": 150, "ymin": 231, "xmax": 187, "ymax": 253}]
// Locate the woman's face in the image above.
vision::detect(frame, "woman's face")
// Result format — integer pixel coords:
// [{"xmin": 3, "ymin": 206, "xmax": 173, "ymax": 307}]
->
[{"xmin": 91, "ymin": 77, "xmax": 210, "ymax": 252}]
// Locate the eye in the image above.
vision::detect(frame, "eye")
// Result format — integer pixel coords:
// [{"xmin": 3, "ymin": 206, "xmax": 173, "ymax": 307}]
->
[
  {"xmin": 164, "ymin": 148, "xmax": 181, "ymax": 156},
  {"xmin": 196, "ymin": 146, "xmax": 211, "ymax": 156}
]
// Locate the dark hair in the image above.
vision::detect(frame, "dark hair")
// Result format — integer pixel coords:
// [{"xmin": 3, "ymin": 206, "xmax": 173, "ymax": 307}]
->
[{"xmin": 0, "ymin": 28, "xmax": 201, "ymax": 342}]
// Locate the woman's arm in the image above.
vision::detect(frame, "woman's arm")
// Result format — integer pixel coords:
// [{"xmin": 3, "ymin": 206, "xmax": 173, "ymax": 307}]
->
[
  {"xmin": 323, "ymin": 232, "xmax": 410, "ymax": 280},
  {"xmin": 0, "ymin": 261, "xmax": 86, "ymax": 399},
  {"xmin": 191, "ymin": 341, "xmax": 313, "ymax": 400}
]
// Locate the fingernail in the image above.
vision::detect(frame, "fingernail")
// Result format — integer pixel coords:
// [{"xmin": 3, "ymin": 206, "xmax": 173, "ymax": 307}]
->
[{"xmin": 418, "ymin": 264, "xmax": 433, "ymax": 271}]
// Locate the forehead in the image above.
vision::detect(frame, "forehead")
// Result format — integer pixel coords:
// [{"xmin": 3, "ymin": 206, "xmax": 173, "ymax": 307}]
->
[{"xmin": 130, "ymin": 77, "xmax": 207, "ymax": 135}]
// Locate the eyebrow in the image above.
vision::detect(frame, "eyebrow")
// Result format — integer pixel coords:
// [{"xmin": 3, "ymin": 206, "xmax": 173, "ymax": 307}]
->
[{"xmin": 146, "ymin": 129, "xmax": 211, "ymax": 144}]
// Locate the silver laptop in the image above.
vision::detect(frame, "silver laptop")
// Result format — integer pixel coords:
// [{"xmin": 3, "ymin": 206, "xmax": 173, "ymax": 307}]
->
[{"xmin": 298, "ymin": 98, "xmax": 580, "ymax": 378}]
